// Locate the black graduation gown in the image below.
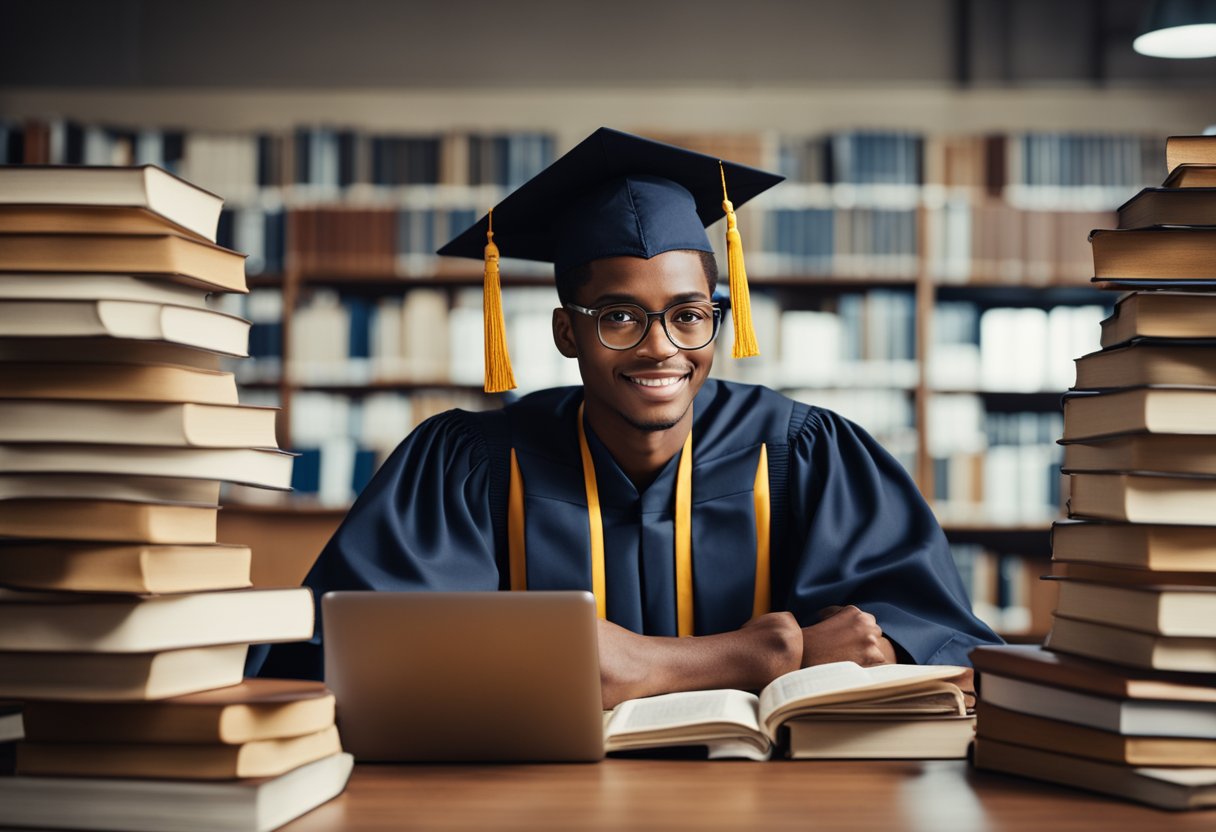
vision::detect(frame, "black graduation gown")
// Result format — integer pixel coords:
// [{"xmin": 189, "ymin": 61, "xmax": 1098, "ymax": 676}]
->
[{"xmin": 253, "ymin": 379, "xmax": 1001, "ymax": 679}]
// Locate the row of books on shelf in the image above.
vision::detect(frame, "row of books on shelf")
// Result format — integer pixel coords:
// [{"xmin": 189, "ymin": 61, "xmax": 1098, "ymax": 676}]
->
[
  {"xmin": 208, "ymin": 200, "xmax": 1121, "ymax": 284},
  {"xmin": 930, "ymin": 410, "xmax": 1064, "ymax": 525},
  {"xmin": 2, "ymin": 120, "xmax": 557, "ymax": 197},
  {"xmin": 217, "ymin": 192, "xmax": 1211, "ymax": 285},
  {"xmin": 777, "ymin": 131, "xmax": 1164, "ymax": 196},
  {"xmin": 926, "ymin": 201, "xmax": 1111, "ymax": 284},
  {"xmin": 948, "ymin": 546, "xmax": 1053, "ymax": 637},
  {"xmin": 285, "ymin": 389, "xmax": 490, "ymax": 506},
  {"xmin": 933, "ymin": 302, "xmax": 1106, "ymax": 392},
  {"xmin": 4, "ymin": 119, "xmax": 1164, "ymax": 198}
]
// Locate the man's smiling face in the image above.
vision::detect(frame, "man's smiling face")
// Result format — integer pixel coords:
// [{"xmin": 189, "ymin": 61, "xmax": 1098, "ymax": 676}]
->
[{"xmin": 554, "ymin": 249, "xmax": 717, "ymax": 434}]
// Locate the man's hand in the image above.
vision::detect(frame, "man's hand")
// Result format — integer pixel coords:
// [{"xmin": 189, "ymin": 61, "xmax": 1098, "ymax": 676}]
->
[
  {"xmin": 801, "ymin": 605, "xmax": 897, "ymax": 668},
  {"xmin": 596, "ymin": 612, "xmax": 802, "ymax": 709}
]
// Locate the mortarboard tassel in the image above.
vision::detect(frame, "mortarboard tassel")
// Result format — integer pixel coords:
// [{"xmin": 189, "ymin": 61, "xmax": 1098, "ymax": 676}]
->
[
  {"xmin": 483, "ymin": 209, "xmax": 517, "ymax": 393},
  {"xmin": 720, "ymin": 162, "xmax": 759, "ymax": 358}
]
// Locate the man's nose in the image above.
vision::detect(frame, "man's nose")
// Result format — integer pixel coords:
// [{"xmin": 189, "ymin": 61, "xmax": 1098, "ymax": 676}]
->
[{"xmin": 634, "ymin": 316, "xmax": 679, "ymax": 360}]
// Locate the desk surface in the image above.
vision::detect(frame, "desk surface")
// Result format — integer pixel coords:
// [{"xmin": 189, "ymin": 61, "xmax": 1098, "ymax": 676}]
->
[{"xmin": 282, "ymin": 759, "xmax": 1214, "ymax": 832}]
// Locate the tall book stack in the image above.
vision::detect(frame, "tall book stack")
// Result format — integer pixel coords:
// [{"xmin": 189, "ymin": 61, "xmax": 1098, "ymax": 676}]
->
[
  {"xmin": 0, "ymin": 165, "xmax": 351, "ymax": 832},
  {"xmin": 970, "ymin": 135, "xmax": 1216, "ymax": 811}
]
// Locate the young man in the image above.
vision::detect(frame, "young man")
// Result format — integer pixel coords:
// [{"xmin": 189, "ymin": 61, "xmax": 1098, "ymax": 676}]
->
[{"xmin": 256, "ymin": 128, "xmax": 1000, "ymax": 704}]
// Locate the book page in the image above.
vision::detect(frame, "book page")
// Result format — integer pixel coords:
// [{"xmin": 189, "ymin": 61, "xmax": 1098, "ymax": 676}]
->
[
  {"xmin": 758, "ymin": 662, "xmax": 965, "ymax": 734},
  {"xmin": 604, "ymin": 689, "xmax": 761, "ymax": 739}
]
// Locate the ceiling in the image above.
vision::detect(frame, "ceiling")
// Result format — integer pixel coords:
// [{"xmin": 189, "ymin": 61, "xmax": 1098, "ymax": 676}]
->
[{"xmin": 1, "ymin": 0, "xmax": 1213, "ymax": 89}]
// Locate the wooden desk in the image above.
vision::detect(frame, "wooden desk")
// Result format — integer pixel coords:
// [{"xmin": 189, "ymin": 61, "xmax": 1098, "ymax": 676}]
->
[{"xmin": 282, "ymin": 759, "xmax": 1214, "ymax": 831}]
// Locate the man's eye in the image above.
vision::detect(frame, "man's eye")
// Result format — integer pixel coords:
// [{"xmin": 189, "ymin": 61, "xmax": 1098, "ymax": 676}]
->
[
  {"xmin": 672, "ymin": 310, "xmax": 706, "ymax": 324},
  {"xmin": 602, "ymin": 310, "xmax": 641, "ymax": 325}
]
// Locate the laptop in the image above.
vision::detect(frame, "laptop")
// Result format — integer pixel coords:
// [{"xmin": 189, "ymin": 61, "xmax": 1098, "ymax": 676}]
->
[{"xmin": 322, "ymin": 590, "xmax": 605, "ymax": 762}]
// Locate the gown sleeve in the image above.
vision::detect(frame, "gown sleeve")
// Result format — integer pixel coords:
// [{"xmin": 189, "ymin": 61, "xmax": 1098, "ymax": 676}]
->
[
  {"xmin": 784, "ymin": 407, "xmax": 1002, "ymax": 667},
  {"xmin": 249, "ymin": 410, "xmax": 500, "ymax": 680}
]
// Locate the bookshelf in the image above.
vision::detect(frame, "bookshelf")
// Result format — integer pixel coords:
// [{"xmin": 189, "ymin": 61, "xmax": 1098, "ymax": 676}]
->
[{"xmin": 2, "ymin": 115, "xmax": 1163, "ymax": 639}]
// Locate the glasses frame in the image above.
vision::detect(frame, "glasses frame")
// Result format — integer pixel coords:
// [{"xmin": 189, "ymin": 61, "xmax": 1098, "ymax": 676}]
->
[{"xmin": 564, "ymin": 300, "xmax": 722, "ymax": 352}]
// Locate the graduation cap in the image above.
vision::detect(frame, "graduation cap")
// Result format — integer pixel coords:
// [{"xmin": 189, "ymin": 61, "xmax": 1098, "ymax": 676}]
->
[{"xmin": 437, "ymin": 127, "xmax": 784, "ymax": 393}]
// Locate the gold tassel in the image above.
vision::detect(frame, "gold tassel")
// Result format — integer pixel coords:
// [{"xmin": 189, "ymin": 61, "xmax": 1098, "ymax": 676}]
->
[
  {"xmin": 720, "ymin": 162, "xmax": 759, "ymax": 359},
  {"xmin": 483, "ymin": 209, "xmax": 517, "ymax": 393}
]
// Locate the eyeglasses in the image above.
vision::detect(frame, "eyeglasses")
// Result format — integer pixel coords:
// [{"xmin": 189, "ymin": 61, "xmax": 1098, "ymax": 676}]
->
[{"xmin": 564, "ymin": 300, "xmax": 722, "ymax": 351}]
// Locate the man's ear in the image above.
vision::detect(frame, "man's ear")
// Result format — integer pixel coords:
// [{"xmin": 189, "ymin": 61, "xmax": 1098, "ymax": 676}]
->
[{"xmin": 552, "ymin": 307, "xmax": 579, "ymax": 358}]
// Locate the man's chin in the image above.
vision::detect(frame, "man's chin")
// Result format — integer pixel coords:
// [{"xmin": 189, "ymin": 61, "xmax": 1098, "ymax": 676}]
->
[
  {"xmin": 625, "ymin": 417, "xmax": 682, "ymax": 433},
  {"xmin": 618, "ymin": 402, "xmax": 692, "ymax": 434}
]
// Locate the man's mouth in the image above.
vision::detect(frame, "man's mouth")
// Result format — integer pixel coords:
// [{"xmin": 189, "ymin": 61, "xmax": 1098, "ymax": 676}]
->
[{"xmin": 623, "ymin": 374, "xmax": 687, "ymax": 388}]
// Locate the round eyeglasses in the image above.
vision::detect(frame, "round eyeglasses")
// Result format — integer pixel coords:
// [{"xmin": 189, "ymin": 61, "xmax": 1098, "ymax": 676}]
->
[{"xmin": 564, "ymin": 300, "xmax": 722, "ymax": 351}]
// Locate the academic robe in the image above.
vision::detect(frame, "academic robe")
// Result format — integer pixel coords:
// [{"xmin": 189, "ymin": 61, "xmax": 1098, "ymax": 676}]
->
[{"xmin": 253, "ymin": 379, "xmax": 1001, "ymax": 679}]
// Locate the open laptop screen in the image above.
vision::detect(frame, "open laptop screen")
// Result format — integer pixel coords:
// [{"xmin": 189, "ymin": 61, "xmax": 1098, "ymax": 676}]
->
[{"xmin": 323, "ymin": 591, "xmax": 604, "ymax": 762}]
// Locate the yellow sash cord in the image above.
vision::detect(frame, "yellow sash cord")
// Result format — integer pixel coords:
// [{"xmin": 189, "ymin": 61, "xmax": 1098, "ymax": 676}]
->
[
  {"xmin": 505, "ymin": 408, "xmax": 770, "ymax": 636},
  {"xmin": 507, "ymin": 449, "xmax": 527, "ymax": 592},
  {"xmin": 752, "ymin": 443, "xmax": 771, "ymax": 619},
  {"xmin": 576, "ymin": 405, "xmax": 608, "ymax": 620}
]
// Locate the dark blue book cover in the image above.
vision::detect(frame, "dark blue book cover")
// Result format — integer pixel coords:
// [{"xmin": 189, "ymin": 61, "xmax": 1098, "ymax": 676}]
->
[
  {"xmin": 346, "ymin": 297, "xmax": 371, "ymax": 360},
  {"xmin": 161, "ymin": 131, "xmax": 185, "ymax": 174},
  {"xmin": 291, "ymin": 448, "xmax": 322, "ymax": 495},
  {"xmin": 351, "ymin": 448, "xmax": 378, "ymax": 497},
  {"xmin": 216, "ymin": 209, "xmax": 235, "ymax": 251}
]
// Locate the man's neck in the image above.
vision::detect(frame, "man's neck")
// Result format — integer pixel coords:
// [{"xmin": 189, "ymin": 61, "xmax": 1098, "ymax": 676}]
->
[{"xmin": 582, "ymin": 402, "xmax": 692, "ymax": 492}]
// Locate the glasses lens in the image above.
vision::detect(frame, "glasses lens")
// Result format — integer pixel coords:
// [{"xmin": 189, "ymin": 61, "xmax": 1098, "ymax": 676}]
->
[
  {"xmin": 596, "ymin": 304, "xmax": 649, "ymax": 349},
  {"xmin": 664, "ymin": 302, "xmax": 718, "ymax": 350}
]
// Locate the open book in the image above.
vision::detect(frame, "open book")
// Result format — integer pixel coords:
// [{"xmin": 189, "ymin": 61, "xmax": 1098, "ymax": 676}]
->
[{"xmin": 603, "ymin": 661, "xmax": 970, "ymax": 760}]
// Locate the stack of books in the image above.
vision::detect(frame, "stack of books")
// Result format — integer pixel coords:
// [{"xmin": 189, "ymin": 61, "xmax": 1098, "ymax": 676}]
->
[
  {"xmin": 0, "ymin": 165, "xmax": 351, "ymax": 832},
  {"xmin": 971, "ymin": 135, "xmax": 1216, "ymax": 811}
]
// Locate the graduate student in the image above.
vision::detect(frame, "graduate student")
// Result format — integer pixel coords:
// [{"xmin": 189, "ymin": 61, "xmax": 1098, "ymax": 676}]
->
[{"xmin": 256, "ymin": 128, "xmax": 1000, "ymax": 705}]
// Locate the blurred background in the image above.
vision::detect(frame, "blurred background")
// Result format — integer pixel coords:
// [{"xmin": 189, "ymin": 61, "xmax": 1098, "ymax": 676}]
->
[{"xmin": 4, "ymin": 0, "xmax": 1215, "ymax": 639}]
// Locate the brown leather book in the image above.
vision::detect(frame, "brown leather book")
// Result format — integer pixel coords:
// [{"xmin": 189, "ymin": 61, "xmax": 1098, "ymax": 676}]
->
[
  {"xmin": 0, "ymin": 542, "xmax": 251, "ymax": 594},
  {"xmin": 0, "ymin": 444, "xmax": 294, "ymax": 490},
  {"xmin": 0, "ymin": 204, "xmax": 210, "ymax": 239},
  {"xmin": 973, "ymin": 737, "xmax": 1216, "ymax": 811},
  {"xmin": 1099, "ymin": 291, "xmax": 1216, "ymax": 347},
  {"xmin": 17, "ymin": 725, "xmax": 341, "ymax": 779},
  {"xmin": 0, "ymin": 644, "xmax": 248, "ymax": 701},
  {"xmin": 0, "ymin": 498, "xmax": 219, "ymax": 543},
  {"xmin": 971, "ymin": 643, "xmax": 1216, "ymax": 701},
  {"xmin": 0, "ymin": 753, "xmax": 353, "ymax": 832},
  {"xmin": 1051, "ymin": 577, "xmax": 1216, "ymax": 637},
  {"xmin": 972, "ymin": 700, "xmax": 1216, "ymax": 768},
  {"xmin": 0, "ymin": 362, "xmax": 238, "ymax": 404},
  {"xmin": 1074, "ymin": 343, "xmax": 1216, "ymax": 389},
  {"xmin": 1090, "ymin": 227, "xmax": 1216, "ymax": 283},
  {"xmin": 1061, "ymin": 433, "xmax": 1216, "ymax": 477},
  {"xmin": 1068, "ymin": 472, "xmax": 1216, "ymax": 526},
  {"xmin": 22, "ymin": 678, "xmax": 334, "ymax": 744},
  {"xmin": 1166, "ymin": 135, "xmax": 1216, "ymax": 172},
  {"xmin": 1117, "ymin": 188, "xmax": 1216, "ymax": 228},
  {"xmin": 0, "ymin": 586, "xmax": 313, "ymax": 652},
  {"xmin": 0, "ymin": 232, "xmax": 246, "ymax": 293},
  {"xmin": 0, "ymin": 166, "xmax": 223, "ymax": 242},
  {"xmin": 0, "ymin": 298, "xmax": 250, "ymax": 356},
  {"xmin": 1062, "ymin": 387, "xmax": 1216, "ymax": 441},
  {"xmin": 1046, "ymin": 615, "xmax": 1216, "ymax": 673},
  {"xmin": 1163, "ymin": 164, "xmax": 1216, "ymax": 188},
  {"xmin": 1051, "ymin": 519, "xmax": 1216, "ymax": 573},
  {"xmin": 0, "ymin": 400, "xmax": 278, "ymax": 448}
]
